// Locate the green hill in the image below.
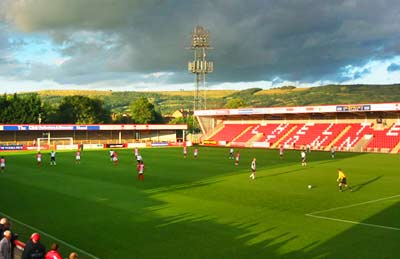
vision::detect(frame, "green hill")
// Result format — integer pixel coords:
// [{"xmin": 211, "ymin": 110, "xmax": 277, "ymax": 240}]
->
[{"xmin": 23, "ymin": 84, "xmax": 400, "ymax": 115}]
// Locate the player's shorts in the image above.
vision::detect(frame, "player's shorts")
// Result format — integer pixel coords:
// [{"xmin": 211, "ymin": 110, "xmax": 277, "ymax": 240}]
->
[
  {"xmin": 302, "ymin": 158, "xmax": 306, "ymax": 162},
  {"xmin": 51, "ymin": 157, "xmax": 56, "ymax": 161},
  {"xmin": 251, "ymin": 168, "xmax": 256, "ymax": 172},
  {"xmin": 0, "ymin": 163, "xmax": 5, "ymax": 168},
  {"xmin": 37, "ymin": 158, "xmax": 42, "ymax": 162},
  {"xmin": 113, "ymin": 157, "xmax": 118, "ymax": 161},
  {"xmin": 341, "ymin": 178, "xmax": 347, "ymax": 184},
  {"xmin": 76, "ymin": 156, "xmax": 81, "ymax": 160}
]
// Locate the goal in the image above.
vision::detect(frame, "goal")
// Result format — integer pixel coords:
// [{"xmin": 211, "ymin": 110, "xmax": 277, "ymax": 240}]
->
[{"xmin": 37, "ymin": 137, "xmax": 73, "ymax": 150}]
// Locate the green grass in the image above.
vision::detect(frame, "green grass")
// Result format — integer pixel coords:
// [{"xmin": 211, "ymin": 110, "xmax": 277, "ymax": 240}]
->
[{"xmin": 0, "ymin": 147, "xmax": 399, "ymax": 259}]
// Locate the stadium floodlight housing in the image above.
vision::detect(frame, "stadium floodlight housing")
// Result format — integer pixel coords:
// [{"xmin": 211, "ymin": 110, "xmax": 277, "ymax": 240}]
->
[{"xmin": 188, "ymin": 25, "xmax": 213, "ymax": 112}]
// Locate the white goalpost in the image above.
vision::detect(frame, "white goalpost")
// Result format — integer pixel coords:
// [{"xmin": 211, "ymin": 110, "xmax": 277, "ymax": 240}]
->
[{"xmin": 37, "ymin": 137, "xmax": 74, "ymax": 151}]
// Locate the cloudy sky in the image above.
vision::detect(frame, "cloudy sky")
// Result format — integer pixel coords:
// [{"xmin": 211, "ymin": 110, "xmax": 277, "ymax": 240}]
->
[{"xmin": 0, "ymin": 0, "xmax": 399, "ymax": 92}]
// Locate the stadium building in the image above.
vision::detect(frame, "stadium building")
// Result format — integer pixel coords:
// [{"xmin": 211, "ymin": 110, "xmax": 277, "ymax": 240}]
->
[
  {"xmin": 195, "ymin": 102, "xmax": 400, "ymax": 153},
  {"xmin": 0, "ymin": 124, "xmax": 188, "ymax": 151}
]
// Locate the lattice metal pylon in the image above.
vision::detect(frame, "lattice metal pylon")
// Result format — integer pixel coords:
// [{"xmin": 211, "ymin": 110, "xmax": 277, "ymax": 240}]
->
[{"xmin": 188, "ymin": 25, "xmax": 213, "ymax": 111}]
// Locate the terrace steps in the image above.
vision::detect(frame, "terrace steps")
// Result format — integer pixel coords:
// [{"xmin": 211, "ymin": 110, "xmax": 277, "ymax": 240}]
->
[
  {"xmin": 324, "ymin": 125, "xmax": 351, "ymax": 151},
  {"xmin": 231, "ymin": 125, "xmax": 254, "ymax": 143},
  {"xmin": 271, "ymin": 125, "xmax": 298, "ymax": 149}
]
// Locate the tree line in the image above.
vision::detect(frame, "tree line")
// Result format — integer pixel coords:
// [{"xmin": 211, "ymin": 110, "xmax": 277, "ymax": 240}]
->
[{"xmin": 0, "ymin": 94, "xmax": 166, "ymax": 124}]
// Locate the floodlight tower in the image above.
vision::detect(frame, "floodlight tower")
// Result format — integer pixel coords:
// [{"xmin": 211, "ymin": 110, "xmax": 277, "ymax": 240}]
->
[{"xmin": 188, "ymin": 25, "xmax": 213, "ymax": 111}]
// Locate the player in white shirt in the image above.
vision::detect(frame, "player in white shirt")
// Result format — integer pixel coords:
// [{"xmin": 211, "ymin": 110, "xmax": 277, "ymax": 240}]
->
[
  {"xmin": 0, "ymin": 156, "xmax": 5, "ymax": 173},
  {"xmin": 229, "ymin": 148, "xmax": 234, "ymax": 159},
  {"xmin": 301, "ymin": 150, "xmax": 307, "ymax": 166},
  {"xmin": 36, "ymin": 152, "xmax": 42, "ymax": 166},
  {"xmin": 250, "ymin": 158, "xmax": 256, "ymax": 179},
  {"xmin": 109, "ymin": 150, "xmax": 114, "ymax": 162},
  {"xmin": 183, "ymin": 146, "xmax": 187, "ymax": 158},
  {"xmin": 76, "ymin": 150, "xmax": 81, "ymax": 164},
  {"xmin": 136, "ymin": 154, "xmax": 143, "ymax": 163},
  {"xmin": 50, "ymin": 150, "xmax": 56, "ymax": 165},
  {"xmin": 194, "ymin": 148, "xmax": 198, "ymax": 159}
]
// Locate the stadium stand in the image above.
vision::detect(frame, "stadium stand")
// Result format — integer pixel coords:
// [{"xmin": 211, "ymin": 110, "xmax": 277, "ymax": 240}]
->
[{"xmin": 209, "ymin": 124, "xmax": 252, "ymax": 142}]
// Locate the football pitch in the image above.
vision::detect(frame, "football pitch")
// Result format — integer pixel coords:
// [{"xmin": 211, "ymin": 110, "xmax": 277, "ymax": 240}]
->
[{"xmin": 0, "ymin": 147, "xmax": 399, "ymax": 259}]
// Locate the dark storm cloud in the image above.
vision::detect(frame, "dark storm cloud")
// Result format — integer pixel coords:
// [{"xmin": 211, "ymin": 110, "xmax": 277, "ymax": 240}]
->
[
  {"xmin": 2, "ymin": 0, "xmax": 400, "ymax": 85},
  {"xmin": 387, "ymin": 63, "xmax": 400, "ymax": 72}
]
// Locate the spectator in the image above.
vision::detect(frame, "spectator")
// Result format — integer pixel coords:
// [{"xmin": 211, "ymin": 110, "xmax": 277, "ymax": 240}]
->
[
  {"xmin": 0, "ymin": 230, "xmax": 12, "ymax": 259},
  {"xmin": 45, "ymin": 244, "xmax": 62, "ymax": 259},
  {"xmin": 0, "ymin": 219, "xmax": 7, "ymax": 237},
  {"xmin": 2, "ymin": 220, "xmax": 18, "ymax": 259},
  {"xmin": 68, "ymin": 252, "xmax": 78, "ymax": 259},
  {"xmin": 21, "ymin": 233, "xmax": 45, "ymax": 259}
]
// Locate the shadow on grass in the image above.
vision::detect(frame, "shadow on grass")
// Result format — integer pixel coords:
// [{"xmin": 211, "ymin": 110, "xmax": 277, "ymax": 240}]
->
[
  {"xmin": 351, "ymin": 175, "xmax": 383, "ymax": 192},
  {"xmin": 306, "ymin": 202, "xmax": 400, "ymax": 259}
]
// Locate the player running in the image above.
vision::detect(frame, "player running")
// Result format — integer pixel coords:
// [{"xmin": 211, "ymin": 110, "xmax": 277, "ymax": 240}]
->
[
  {"xmin": 137, "ymin": 161, "xmax": 145, "ymax": 181},
  {"xmin": 136, "ymin": 153, "xmax": 143, "ymax": 163},
  {"xmin": 234, "ymin": 151, "xmax": 240, "ymax": 166},
  {"xmin": 337, "ymin": 168, "xmax": 353, "ymax": 192},
  {"xmin": 229, "ymin": 148, "xmax": 234, "ymax": 159},
  {"xmin": 75, "ymin": 150, "xmax": 81, "ymax": 164},
  {"xmin": 36, "ymin": 152, "xmax": 42, "ymax": 166},
  {"xmin": 50, "ymin": 150, "xmax": 56, "ymax": 165},
  {"xmin": 250, "ymin": 158, "xmax": 256, "ymax": 179},
  {"xmin": 0, "ymin": 156, "xmax": 5, "ymax": 173},
  {"xmin": 109, "ymin": 149, "xmax": 115, "ymax": 162}
]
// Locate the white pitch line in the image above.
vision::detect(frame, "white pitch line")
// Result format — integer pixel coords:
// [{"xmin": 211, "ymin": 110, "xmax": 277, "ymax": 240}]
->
[
  {"xmin": 307, "ymin": 194, "xmax": 400, "ymax": 215},
  {"xmin": 306, "ymin": 214, "xmax": 400, "ymax": 231},
  {"xmin": 305, "ymin": 194, "xmax": 400, "ymax": 231},
  {"xmin": 0, "ymin": 211, "xmax": 100, "ymax": 259}
]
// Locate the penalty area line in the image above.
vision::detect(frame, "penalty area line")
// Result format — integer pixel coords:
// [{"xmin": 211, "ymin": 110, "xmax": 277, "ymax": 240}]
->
[
  {"xmin": 0, "ymin": 211, "xmax": 100, "ymax": 259},
  {"xmin": 305, "ymin": 194, "xmax": 400, "ymax": 231},
  {"xmin": 307, "ymin": 194, "xmax": 400, "ymax": 215},
  {"xmin": 305, "ymin": 214, "xmax": 400, "ymax": 231}
]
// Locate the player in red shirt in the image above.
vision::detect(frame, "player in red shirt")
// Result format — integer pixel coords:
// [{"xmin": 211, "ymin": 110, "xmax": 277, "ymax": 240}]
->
[
  {"xmin": 234, "ymin": 151, "xmax": 240, "ymax": 166},
  {"xmin": 36, "ymin": 152, "xmax": 42, "ymax": 166},
  {"xmin": 194, "ymin": 148, "xmax": 198, "ymax": 159},
  {"xmin": 0, "ymin": 156, "xmax": 5, "ymax": 173},
  {"xmin": 112, "ymin": 151, "xmax": 118, "ymax": 165},
  {"xmin": 137, "ymin": 161, "xmax": 144, "ymax": 181}
]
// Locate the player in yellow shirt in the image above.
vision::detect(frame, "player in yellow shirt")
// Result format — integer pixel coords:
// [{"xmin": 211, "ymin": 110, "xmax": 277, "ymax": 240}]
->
[{"xmin": 337, "ymin": 168, "xmax": 352, "ymax": 192}]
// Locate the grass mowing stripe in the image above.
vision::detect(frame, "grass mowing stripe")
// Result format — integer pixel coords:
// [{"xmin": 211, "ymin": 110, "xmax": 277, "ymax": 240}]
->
[
  {"xmin": 305, "ymin": 214, "xmax": 400, "ymax": 231},
  {"xmin": 0, "ymin": 211, "xmax": 100, "ymax": 259},
  {"xmin": 306, "ymin": 194, "xmax": 400, "ymax": 215}
]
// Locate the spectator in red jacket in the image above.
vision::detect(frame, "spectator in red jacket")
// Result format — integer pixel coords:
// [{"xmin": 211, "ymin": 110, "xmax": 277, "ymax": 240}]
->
[{"xmin": 45, "ymin": 243, "xmax": 62, "ymax": 259}]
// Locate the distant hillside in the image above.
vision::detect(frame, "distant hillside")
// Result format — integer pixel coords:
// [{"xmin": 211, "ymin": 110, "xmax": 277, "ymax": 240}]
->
[{"xmin": 21, "ymin": 84, "xmax": 400, "ymax": 115}]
